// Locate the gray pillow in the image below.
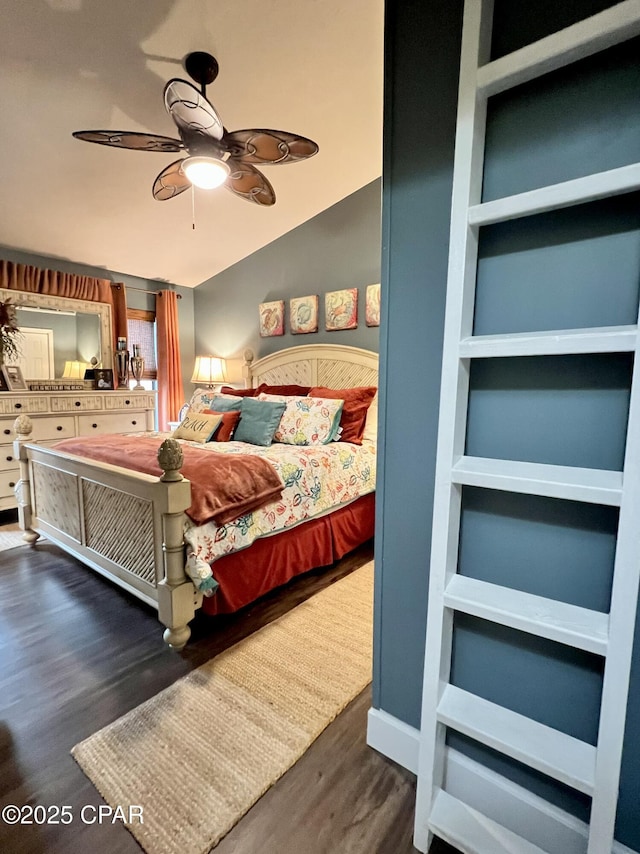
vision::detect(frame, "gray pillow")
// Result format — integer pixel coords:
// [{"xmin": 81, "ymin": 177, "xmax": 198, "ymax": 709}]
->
[{"xmin": 233, "ymin": 397, "xmax": 286, "ymax": 446}]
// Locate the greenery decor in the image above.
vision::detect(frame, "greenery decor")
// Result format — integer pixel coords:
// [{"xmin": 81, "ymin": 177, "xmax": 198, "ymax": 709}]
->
[{"xmin": 0, "ymin": 299, "xmax": 21, "ymax": 365}]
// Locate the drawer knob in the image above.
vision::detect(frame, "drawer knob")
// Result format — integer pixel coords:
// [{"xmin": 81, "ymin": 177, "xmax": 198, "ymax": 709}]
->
[
  {"xmin": 92, "ymin": 423, "xmax": 98, "ymax": 429},
  {"xmin": 125, "ymin": 399, "xmax": 131, "ymax": 405},
  {"xmin": 3, "ymin": 429, "xmax": 9, "ymax": 436},
  {"xmin": 6, "ymin": 455, "xmax": 12, "ymax": 462},
  {"xmin": 131, "ymin": 420, "xmax": 137, "ymax": 426},
  {"xmin": 14, "ymin": 403, "xmax": 22, "ymax": 409},
  {"xmin": 57, "ymin": 425, "xmax": 63, "ymax": 431},
  {"xmin": 75, "ymin": 401, "xmax": 81, "ymax": 407},
  {"xmin": 9, "ymin": 481, "xmax": 15, "ymax": 488}
]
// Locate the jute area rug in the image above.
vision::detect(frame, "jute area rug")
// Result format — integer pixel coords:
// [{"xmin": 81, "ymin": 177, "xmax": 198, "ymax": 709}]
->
[{"xmin": 72, "ymin": 561, "xmax": 374, "ymax": 854}]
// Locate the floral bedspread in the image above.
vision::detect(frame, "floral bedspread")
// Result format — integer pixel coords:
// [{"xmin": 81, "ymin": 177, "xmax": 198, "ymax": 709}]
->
[{"xmin": 177, "ymin": 438, "xmax": 376, "ymax": 594}]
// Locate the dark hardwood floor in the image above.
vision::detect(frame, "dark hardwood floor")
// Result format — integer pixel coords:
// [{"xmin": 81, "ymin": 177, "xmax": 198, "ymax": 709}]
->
[{"xmin": 0, "ymin": 521, "xmax": 459, "ymax": 854}]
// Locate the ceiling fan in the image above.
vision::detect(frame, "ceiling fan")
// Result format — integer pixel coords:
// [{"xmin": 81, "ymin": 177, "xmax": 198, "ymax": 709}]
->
[{"xmin": 72, "ymin": 51, "xmax": 319, "ymax": 207}]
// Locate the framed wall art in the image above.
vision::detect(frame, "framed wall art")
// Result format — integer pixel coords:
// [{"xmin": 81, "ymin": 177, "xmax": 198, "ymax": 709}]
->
[
  {"xmin": 290, "ymin": 295, "xmax": 318, "ymax": 334},
  {"xmin": 325, "ymin": 288, "xmax": 358, "ymax": 331},
  {"xmin": 259, "ymin": 300, "xmax": 285, "ymax": 337},
  {"xmin": 1, "ymin": 365, "xmax": 27, "ymax": 390},
  {"xmin": 365, "ymin": 283, "xmax": 381, "ymax": 327}
]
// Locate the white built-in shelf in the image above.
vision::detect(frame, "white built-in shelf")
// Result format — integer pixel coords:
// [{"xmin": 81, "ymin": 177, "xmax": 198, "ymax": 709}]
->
[
  {"xmin": 468, "ymin": 163, "xmax": 640, "ymax": 227},
  {"xmin": 451, "ymin": 456, "xmax": 623, "ymax": 506},
  {"xmin": 415, "ymin": 3, "xmax": 640, "ymax": 851},
  {"xmin": 459, "ymin": 325, "xmax": 637, "ymax": 359},
  {"xmin": 437, "ymin": 685, "xmax": 596, "ymax": 795},
  {"xmin": 429, "ymin": 789, "xmax": 549, "ymax": 854},
  {"xmin": 477, "ymin": 0, "xmax": 640, "ymax": 98},
  {"xmin": 444, "ymin": 575, "xmax": 609, "ymax": 656},
  {"xmin": 468, "ymin": 163, "xmax": 640, "ymax": 225}
]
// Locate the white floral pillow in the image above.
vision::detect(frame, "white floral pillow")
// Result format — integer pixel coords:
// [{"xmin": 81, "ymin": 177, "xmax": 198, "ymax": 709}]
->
[
  {"xmin": 257, "ymin": 393, "xmax": 344, "ymax": 445},
  {"xmin": 188, "ymin": 388, "xmax": 242, "ymax": 413}
]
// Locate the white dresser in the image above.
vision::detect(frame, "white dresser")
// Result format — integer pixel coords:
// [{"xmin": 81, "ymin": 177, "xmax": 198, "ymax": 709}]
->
[{"xmin": 0, "ymin": 390, "xmax": 156, "ymax": 510}]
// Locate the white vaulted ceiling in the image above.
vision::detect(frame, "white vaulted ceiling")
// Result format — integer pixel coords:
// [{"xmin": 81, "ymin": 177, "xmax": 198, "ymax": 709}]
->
[{"xmin": 0, "ymin": 0, "xmax": 383, "ymax": 287}]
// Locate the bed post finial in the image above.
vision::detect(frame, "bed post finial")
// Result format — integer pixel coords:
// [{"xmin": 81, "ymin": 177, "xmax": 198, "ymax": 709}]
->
[
  {"xmin": 158, "ymin": 438, "xmax": 184, "ymax": 482},
  {"xmin": 242, "ymin": 349, "xmax": 254, "ymax": 389}
]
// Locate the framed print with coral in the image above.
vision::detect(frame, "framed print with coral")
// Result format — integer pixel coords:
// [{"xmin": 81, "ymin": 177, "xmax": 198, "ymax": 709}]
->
[
  {"xmin": 325, "ymin": 288, "xmax": 358, "ymax": 331},
  {"xmin": 365, "ymin": 283, "xmax": 381, "ymax": 327},
  {"xmin": 259, "ymin": 300, "xmax": 285, "ymax": 337},
  {"xmin": 290, "ymin": 295, "xmax": 318, "ymax": 334}
]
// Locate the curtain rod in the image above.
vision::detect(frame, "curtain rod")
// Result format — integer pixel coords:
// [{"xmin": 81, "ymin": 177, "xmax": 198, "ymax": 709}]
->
[{"xmin": 117, "ymin": 284, "xmax": 182, "ymax": 299}]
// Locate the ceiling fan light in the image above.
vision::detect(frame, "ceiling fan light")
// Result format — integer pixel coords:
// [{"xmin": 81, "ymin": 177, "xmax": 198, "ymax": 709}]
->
[{"xmin": 182, "ymin": 155, "xmax": 229, "ymax": 189}]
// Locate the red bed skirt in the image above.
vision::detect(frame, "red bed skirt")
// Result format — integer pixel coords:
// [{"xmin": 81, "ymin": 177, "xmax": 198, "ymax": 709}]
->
[{"xmin": 201, "ymin": 492, "xmax": 375, "ymax": 615}]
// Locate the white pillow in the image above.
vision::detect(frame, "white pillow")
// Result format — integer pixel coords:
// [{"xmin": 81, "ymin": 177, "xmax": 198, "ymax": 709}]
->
[{"xmin": 188, "ymin": 388, "xmax": 242, "ymax": 413}]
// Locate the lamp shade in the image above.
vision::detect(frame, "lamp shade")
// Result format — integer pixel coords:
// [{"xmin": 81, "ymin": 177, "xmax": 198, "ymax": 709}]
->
[
  {"xmin": 191, "ymin": 356, "xmax": 227, "ymax": 387},
  {"xmin": 182, "ymin": 156, "xmax": 230, "ymax": 190},
  {"xmin": 62, "ymin": 360, "xmax": 89, "ymax": 379}
]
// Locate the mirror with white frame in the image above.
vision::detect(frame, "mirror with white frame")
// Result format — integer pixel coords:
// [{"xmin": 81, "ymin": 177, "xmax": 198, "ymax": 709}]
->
[{"xmin": 0, "ymin": 288, "xmax": 113, "ymax": 381}]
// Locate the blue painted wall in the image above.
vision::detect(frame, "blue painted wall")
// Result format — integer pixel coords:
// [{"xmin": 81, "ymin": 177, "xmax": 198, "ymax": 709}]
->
[
  {"xmin": 373, "ymin": 0, "xmax": 463, "ymax": 738},
  {"xmin": 378, "ymin": 1, "xmax": 640, "ymax": 847},
  {"xmin": 191, "ymin": 180, "xmax": 381, "ymax": 362}
]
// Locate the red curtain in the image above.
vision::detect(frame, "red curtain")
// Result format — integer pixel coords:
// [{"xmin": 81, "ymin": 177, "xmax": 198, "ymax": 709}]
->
[
  {"xmin": 156, "ymin": 289, "xmax": 184, "ymax": 430},
  {"xmin": 0, "ymin": 260, "xmax": 128, "ymax": 349}
]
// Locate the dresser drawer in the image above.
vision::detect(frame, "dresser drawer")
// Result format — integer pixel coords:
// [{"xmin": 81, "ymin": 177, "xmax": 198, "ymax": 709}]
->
[
  {"xmin": 0, "ymin": 444, "xmax": 18, "ymax": 471},
  {"xmin": 77, "ymin": 412, "xmax": 146, "ymax": 435},
  {"xmin": 0, "ymin": 396, "xmax": 49, "ymax": 416},
  {"xmin": 1, "ymin": 416, "xmax": 75, "ymax": 442},
  {"xmin": 104, "ymin": 393, "xmax": 155, "ymax": 411},
  {"xmin": 0, "ymin": 468, "xmax": 19, "ymax": 499},
  {"xmin": 50, "ymin": 394, "xmax": 104, "ymax": 412}
]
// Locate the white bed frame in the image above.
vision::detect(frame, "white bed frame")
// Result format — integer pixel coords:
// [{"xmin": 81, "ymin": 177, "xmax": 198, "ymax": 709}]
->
[{"xmin": 13, "ymin": 344, "xmax": 378, "ymax": 649}]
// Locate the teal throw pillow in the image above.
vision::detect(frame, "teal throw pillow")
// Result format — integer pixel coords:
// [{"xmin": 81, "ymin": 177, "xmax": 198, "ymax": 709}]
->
[
  {"xmin": 210, "ymin": 394, "xmax": 245, "ymax": 413},
  {"xmin": 233, "ymin": 397, "xmax": 286, "ymax": 446}
]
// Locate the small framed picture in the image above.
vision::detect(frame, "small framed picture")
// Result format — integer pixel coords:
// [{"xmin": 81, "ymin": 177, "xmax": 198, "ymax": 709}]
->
[
  {"xmin": 259, "ymin": 300, "xmax": 285, "ymax": 337},
  {"xmin": 290, "ymin": 295, "xmax": 319, "ymax": 334},
  {"xmin": 325, "ymin": 288, "xmax": 358, "ymax": 331},
  {"xmin": 365, "ymin": 283, "xmax": 381, "ymax": 327},
  {"xmin": 94, "ymin": 368, "xmax": 114, "ymax": 390},
  {"xmin": 1, "ymin": 365, "xmax": 27, "ymax": 391}
]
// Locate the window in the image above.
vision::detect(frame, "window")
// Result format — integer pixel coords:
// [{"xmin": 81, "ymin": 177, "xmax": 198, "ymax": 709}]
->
[{"xmin": 127, "ymin": 308, "xmax": 156, "ymax": 389}]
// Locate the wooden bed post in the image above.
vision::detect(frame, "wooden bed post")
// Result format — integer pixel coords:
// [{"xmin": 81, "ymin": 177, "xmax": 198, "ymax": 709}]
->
[
  {"xmin": 242, "ymin": 348, "xmax": 254, "ymax": 388},
  {"xmin": 156, "ymin": 438, "xmax": 201, "ymax": 650},
  {"xmin": 13, "ymin": 415, "xmax": 40, "ymax": 545}
]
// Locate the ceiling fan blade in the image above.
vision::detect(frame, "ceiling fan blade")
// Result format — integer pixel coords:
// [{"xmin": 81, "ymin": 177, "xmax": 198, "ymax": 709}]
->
[
  {"xmin": 164, "ymin": 79, "xmax": 224, "ymax": 142},
  {"xmin": 72, "ymin": 130, "xmax": 184, "ymax": 152},
  {"xmin": 225, "ymin": 158, "xmax": 276, "ymax": 206},
  {"xmin": 152, "ymin": 159, "xmax": 191, "ymax": 201},
  {"xmin": 223, "ymin": 129, "xmax": 318, "ymax": 164}
]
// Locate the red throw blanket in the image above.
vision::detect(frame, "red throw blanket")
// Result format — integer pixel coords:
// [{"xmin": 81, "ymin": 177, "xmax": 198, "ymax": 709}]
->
[{"xmin": 53, "ymin": 435, "xmax": 284, "ymax": 526}]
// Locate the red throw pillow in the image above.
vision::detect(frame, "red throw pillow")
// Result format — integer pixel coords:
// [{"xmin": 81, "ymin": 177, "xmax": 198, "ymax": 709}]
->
[
  {"xmin": 256, "ymin": 383, "xmax": 312, "ymax": 396},
  {"xmin": 308, "ymin": 386, "xmax": 377, "ymax": 444},
  {"xmin": 219, "ymin": 386, "xmax": 258, "ymax": 397},
  {"xmin": 203, "ymin": 409, "xmax": 241, "ymax": 441}
]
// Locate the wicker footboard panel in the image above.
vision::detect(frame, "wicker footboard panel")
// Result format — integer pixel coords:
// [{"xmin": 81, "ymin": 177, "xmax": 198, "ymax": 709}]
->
[{"xmin": 30, "ymin": 458, "xmax": 161, "ymax": 606}]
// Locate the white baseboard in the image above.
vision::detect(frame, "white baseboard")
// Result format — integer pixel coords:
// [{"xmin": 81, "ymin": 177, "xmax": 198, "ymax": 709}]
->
[
  {"xmin": 366, "ymin": 707, "xmax": 420, "ymax": 774},
  {"xmin": 366, "ymin": 707, "xmax": 638, "ymax": 854}
]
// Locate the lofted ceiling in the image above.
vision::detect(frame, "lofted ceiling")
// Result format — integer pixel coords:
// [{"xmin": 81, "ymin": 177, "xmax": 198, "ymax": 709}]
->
[{"xmin": 0, "ymin": 0, "xmax": 383, "ymax": 288}]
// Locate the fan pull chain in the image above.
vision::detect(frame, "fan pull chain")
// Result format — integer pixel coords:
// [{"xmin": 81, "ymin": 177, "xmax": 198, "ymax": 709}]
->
[{"xmin": 191, "ymin": 185, "xmax": 196, "ymax": 230}]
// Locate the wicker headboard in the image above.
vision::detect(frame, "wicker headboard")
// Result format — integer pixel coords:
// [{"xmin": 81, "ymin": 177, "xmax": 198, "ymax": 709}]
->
[{"xmin": 245, "ymin": 344, "xmax": 378, "ymax": 390}]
